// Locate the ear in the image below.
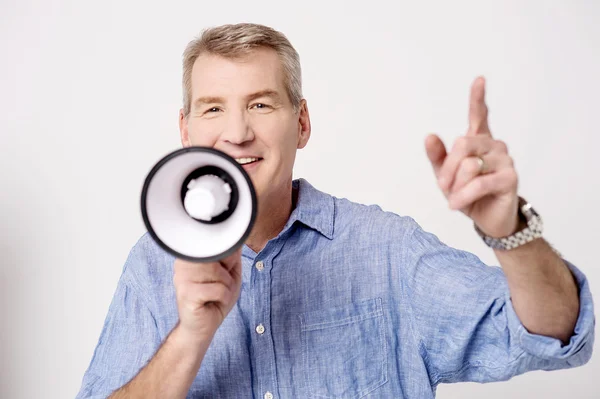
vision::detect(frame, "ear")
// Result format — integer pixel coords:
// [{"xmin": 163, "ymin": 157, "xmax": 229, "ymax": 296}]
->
[
  {"xmin": 297, "ymin": 99, "xmax": 311, "ymax": 149},
  {"xmin": 179, "ymin": 109, "xmax": 191, "ymax": 147}
]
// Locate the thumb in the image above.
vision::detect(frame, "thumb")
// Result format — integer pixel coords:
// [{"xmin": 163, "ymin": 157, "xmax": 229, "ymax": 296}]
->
[{"xmin": 425, "ymin": 133, "xmax": 447, "ymax": 178}]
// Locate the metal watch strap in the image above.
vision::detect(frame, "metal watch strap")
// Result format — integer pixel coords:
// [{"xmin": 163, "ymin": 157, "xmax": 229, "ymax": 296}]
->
[{"xmin": 474, "ymin": 196, "xmax": 543, "ymax": 251}]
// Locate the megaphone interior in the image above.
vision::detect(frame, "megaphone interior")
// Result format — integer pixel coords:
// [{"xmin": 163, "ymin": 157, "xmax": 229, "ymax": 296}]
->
[{"xmin": 141, "ymin": 147, "xmax": 257, "ymax": 262}]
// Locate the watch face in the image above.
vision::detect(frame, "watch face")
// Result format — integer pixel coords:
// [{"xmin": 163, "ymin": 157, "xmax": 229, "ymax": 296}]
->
[{"xmin": 518, "ymin": 197, "xmax": 538, "ymax": 221}]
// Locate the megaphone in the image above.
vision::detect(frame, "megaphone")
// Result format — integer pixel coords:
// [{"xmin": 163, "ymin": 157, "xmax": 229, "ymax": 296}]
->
[{"xmin": 140, "ymin": 147, "xmax": 257, "ymax": 262}]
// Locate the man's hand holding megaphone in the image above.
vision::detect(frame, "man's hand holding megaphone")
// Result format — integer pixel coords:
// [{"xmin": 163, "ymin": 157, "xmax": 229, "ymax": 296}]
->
[{"xmin": 173, "ymin": 247, "xmax": 243, "ymax": 342}]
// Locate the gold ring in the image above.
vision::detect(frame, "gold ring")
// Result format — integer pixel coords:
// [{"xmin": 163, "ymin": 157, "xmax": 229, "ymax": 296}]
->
[{"xmin": 476, "ymin": 156, "xmax": 488, "ymax": 174}]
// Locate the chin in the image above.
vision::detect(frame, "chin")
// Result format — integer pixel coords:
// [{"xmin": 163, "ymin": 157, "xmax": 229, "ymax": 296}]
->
[{"xmin": 249, "ymin": 173, "xmax": 290, "ymax": 201}]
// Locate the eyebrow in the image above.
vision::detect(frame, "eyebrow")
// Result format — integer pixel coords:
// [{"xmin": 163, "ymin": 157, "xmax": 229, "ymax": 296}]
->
[
  {"xmin": 193, "ymin": 96, "xmax": 225, "ymax": 108},
  {"xmin": 246, "ymin": 89, "xmax": 282, "ymax": 103},
  {"xmin": 193, "ymin": 90, "xmax": 283, "ymax": 109}
]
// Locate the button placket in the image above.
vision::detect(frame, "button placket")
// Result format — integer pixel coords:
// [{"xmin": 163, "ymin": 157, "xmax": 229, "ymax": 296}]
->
[{"xmin": 251, "ymin": 245, "xmax": 282, "ymax": 399}]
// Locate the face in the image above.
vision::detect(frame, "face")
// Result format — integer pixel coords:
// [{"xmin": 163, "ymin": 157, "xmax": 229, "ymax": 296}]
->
[{"xmin": 179, "ymin": 47, "xmax": 311, "ymax": 205}]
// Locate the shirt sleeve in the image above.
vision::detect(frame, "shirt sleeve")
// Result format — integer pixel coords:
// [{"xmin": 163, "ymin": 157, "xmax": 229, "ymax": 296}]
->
[
  {"xmin": 401, "ymin": 217, "xmax": 595, "ymax": 387},
  {"xmin": 75, "ymin": 245, "xmax": 162, "ymax": 399}
]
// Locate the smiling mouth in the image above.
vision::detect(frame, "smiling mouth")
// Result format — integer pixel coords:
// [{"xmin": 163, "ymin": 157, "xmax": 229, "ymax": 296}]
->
[{"xmin": 235, "ymin": 157, "xmax": 263, "ymax": 166}]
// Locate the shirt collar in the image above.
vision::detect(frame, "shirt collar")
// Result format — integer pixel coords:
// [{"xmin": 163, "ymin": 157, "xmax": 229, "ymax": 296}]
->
[
  {"xmin": 242, "ymin": 178, "xmax": 335, "ymax": 258},
  {"xmin": 284, "ymin": 178, "xmax": 335, "ymax": 240}
]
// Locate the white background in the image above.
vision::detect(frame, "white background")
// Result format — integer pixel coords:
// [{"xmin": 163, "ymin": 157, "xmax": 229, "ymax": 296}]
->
[{"xmin": 1, "ymin": 1, "xmax": 598, "ymax": 398}]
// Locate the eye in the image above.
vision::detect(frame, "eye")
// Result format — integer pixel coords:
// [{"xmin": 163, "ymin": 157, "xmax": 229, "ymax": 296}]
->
[
  {"xmin": 252, "ymin": 103, "xmax": 271, "ymax": 109},
  {"xmin": 207, "ymin": 107, "xmax": 221, "ymax": 113}
]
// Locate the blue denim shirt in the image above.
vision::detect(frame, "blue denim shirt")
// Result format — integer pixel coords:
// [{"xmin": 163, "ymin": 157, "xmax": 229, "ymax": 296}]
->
[{"xmin": 77, "ymin": 178, "xmax": 594, "ymax": 399}]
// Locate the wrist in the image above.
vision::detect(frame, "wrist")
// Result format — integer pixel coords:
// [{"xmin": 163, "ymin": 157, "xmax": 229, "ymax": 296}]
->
[
  {"xmin": 502, "ymin": 211, "xmax": 528, "ymax": 238},
  {"xmin": 474, "ymin": 196, "xmax": 549, "ymax": 252},
  {"xmin": 171, "ymin": 322, "xmax": 215, "ymax": 352}
]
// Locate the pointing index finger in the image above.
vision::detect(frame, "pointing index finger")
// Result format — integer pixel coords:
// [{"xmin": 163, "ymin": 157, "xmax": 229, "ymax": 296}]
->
[{"xmin": 468, "ymin": 76, "xmax": 491, "ymax": 136}]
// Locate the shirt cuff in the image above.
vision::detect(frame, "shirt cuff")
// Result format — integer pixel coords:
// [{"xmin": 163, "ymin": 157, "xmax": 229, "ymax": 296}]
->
[{"xmin": 505, "ymin": 259, "xmax": 595, "ymax": 362}]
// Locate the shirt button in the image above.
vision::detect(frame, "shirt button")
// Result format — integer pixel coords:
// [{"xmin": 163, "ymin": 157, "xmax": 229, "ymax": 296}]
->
[
  {"xmin": 264, "ymin": 392, "xmax": 273, "ymax": 399},
  {"xmin": 255, "ymin": 261, "xmax": 264, "ymax": 271},
  {"xmin": 256, "ymin": 324, "xmax": 265, "ymax": 335}
]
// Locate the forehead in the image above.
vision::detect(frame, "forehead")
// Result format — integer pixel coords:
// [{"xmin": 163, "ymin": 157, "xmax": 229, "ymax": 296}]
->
[{"xmin": 190, "ymin": 47, "xmax": 286, "ymax": 99}]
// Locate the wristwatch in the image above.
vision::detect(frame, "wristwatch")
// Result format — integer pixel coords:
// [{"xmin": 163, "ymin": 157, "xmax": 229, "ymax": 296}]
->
[{"xmin": 474, "ymin": 196, "xmax": 544, "ymax": 251}]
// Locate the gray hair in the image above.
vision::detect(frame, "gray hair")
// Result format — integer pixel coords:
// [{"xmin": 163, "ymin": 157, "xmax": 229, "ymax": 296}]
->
[{"xmin": 182, "ymin": 23, "xmax": 303, "ymax": 117}]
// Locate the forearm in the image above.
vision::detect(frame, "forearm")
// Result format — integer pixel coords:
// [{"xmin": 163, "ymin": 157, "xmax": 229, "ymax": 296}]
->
[
  {"xmin": 109, "ymin": 323, "xmax": 212, "ymax": 399},
  {"xmin": 495, "ymin": 237, "xmax": 579, "ymax": 344}
]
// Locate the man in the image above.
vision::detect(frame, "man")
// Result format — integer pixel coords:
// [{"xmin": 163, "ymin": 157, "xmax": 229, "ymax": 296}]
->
[{"xmin": 76, "ymin": 23, "xmax": 594, "ymax": 399}]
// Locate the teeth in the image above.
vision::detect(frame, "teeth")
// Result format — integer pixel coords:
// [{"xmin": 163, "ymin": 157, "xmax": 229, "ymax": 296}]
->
[{"xmin": 235, "ymin": 157, "xmax": 259, "ymax": 165}]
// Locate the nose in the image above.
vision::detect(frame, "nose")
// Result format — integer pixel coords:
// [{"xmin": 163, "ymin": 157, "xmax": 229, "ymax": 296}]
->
[{"xmin": 220, "ymin": 111, "xmax": 255, "ymax": 145}]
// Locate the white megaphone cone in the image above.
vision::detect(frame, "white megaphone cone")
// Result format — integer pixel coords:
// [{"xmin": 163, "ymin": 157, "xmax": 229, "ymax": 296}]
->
[{"xmin": 141, "ymin": 147, "xmax": 257, "ymax": 262}]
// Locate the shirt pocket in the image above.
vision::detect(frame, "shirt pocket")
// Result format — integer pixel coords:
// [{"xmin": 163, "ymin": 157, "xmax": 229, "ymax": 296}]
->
[{"xmin": 299, "ymin": 297, "xmax": 388, "ymax": 399}]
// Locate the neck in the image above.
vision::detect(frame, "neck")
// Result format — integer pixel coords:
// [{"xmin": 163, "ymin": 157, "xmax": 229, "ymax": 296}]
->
[{"xmin": 245, "ymin": 179, "xmax": 296, "ymax": 253}]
